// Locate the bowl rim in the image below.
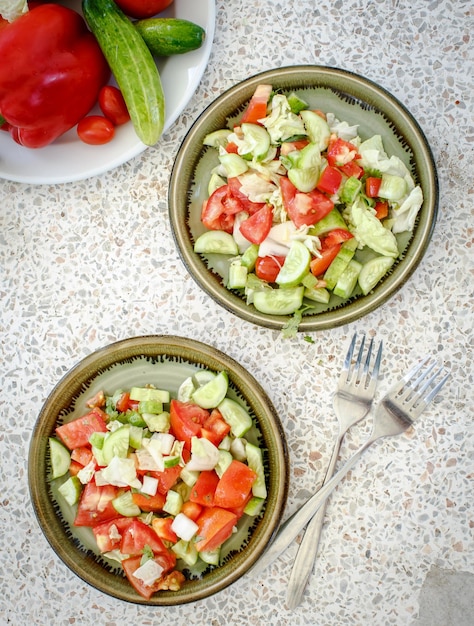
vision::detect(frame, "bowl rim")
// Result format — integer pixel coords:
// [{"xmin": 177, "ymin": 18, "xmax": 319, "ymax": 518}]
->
[
  {"xmin": 169, "ymin": 64, "xmax": 439, "ymax": 331},
  {"xmin": 28, "ymin": 335, "xmax": 289, "ymax": 605}
]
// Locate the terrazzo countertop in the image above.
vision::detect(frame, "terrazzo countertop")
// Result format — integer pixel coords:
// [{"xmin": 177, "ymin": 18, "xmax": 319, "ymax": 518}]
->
[{"xmin": 1, "ymin": 0, "xmax": 473, "ymax": 624}]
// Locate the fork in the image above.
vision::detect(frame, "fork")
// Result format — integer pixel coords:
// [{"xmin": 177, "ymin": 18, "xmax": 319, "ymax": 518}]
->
[
  {"xmin": 286, "ymin": 332, "xmax": 383, "ymax": 609},
  {"xmin": 250, "ymin": 356, "xmax": 450, "ymax": 580}
]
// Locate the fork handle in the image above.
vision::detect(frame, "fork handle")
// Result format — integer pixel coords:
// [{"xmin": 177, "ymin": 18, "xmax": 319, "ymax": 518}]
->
[
  {"xmin": 250, "ymin": 436, "xmax": 376, "ymax": 580},
  {"xmin": 285, "ymin": 435, "xmax": 343, "ymax": 609}
]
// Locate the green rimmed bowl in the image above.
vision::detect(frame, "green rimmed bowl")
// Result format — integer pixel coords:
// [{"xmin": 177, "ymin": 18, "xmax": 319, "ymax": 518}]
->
[
  {"xmin": 28, "ymin": 335, "xmax": 289, "ymax": 605},
  {"xmin": 169, "ymin": 65, "xmax": 438, "ymax": 331}
]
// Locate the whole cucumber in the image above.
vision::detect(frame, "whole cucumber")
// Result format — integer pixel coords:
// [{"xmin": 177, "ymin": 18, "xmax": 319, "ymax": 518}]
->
[
  {"xmin": 82, "ymin": 0, "xmax": 165, "ymax": 146},
  {"xmin": 134, "ymin": 18, "xmax": 205, "ymax": 57}
]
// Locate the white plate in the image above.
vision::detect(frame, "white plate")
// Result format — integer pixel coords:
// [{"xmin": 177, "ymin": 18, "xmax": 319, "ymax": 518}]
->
[{"xmin": 0, "ymin": 0, "xmax": 215, "ymax": 185}]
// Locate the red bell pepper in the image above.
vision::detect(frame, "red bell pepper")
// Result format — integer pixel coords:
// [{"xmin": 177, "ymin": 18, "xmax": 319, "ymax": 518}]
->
[{"xmin": 0, "ymin": 4, "xmax": 110, "ymax": 148}]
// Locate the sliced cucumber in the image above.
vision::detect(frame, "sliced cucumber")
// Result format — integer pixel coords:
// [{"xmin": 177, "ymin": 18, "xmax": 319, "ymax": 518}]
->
[
  {"xmin": 129, "ymin": 387, "xmax": 170, "ymax": 403},
  {"xmin": 304, "ymin": 286, "xmax": 331, "ymax": 304},
  {"xmin": 379, "ymin": 173, "xmax": 406, "ymax": 201},
  {"xmin": 102, "ymin": 425, "xmax": 130, "ymax": 465},
  {"xmin": 340, "ymin": 176, "xmax": 362, "ymax": 204},
  {"xmin": 191, "ymin": 370, "xmax": 229, "ymax": 409},
  {"xmin": 163, "ymin": 489, "xmax": 183, "ymax": 516},
  {"xmin": 217, "ymin": 398, "xmax": 253, "ymax": 438},
  {"xmin": 245, "ymin": 442, "xmax": 267, "ymax": 499},
  {"xmin": 309, "ymin": 208, "xmax": 349, "ymax": 237},
  {"xmin": 288, "ymin": 166, "xmax": 319, "ymax": 193},
  {"xmin": 333, "ymin": 259, "xmax": 362, "ymax": 299},
  {"xmin": 253, "ymin": 286, "xmax": 304, "ymax": 315},
  {"xmin": 323, "ymin": 238, "xmax": 358, "ymax": 290},
  {"xmin": 241, "ymin": 122, "xmax": 271, "ymax": 160},
  {"xmin": 215, "ymin": 449, "xmax": 233, "ymax": 478},
  {"xmin": 240, "ymin": 243, "xmax": 259, "ymax": 270},
  {"xmin": 300, "ymin": 110, "xmax": 330, "ymax": 150},
  {"xmin": 58, "ymin": 475, "xmax": 82, "ymax": 506},
  {"xmin": 138, "ymin": 399, "xmax": 163, "ymax": 414},
  {"xmin": 199, "ymin": 548, "xmax": 220, "ymax": 566},
  {"xmin": 112, "ymin": 490, "xmax": 141, "ymax": 517},
  {"xmin": 227, "ymin": 261, "xmax": 248, "ymax": 290},
  {"xmin": 194, "ymin": 230, "xmax": 239, "ymax": 255},
  {"xmin": 172, "ymin": 539, "xmax": 198, "ymax": 566},
  {"xmin": 244, "ymin": 496, "xmax": 266, "ymax": 516},
  {"xmin": 287, "ymin": 92, "xmax": 309, "ymax": 114},
  {"xmin": 219, "ymin": 153, "xmax": 248, "ymax": 177},
  {"xmin": 358, "ymin": 255, "xmax": 395, "ymax": 295},
  {"xmin": 203, "ymin": 129, "xmax": 232, "ymax": 148},
  {"xmin": 208, "ymin": 171, "xmax": 227, "ymax": 196},
  {"xmin": 49, "ymin": 437, "xmax": 71, "ymax": 479},
  {"xmin": 142, "ymin": 411, "xmax": 170, "ymax": 433},
  {"xmin": 276, "ymin": 240, "xmax": 311, "ymax": 287}
]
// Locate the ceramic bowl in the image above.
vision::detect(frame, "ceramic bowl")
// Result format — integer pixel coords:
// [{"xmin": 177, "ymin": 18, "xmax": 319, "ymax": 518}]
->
[
  {"xmin": 28, "ymin": 335, "xmax": 289, "ymax": 605},
  {"xmin": 169, "ymin": 65, "xmax": 438, "ymax": 332}
]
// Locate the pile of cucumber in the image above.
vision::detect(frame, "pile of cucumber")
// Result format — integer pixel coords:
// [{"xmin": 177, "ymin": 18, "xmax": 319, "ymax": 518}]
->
[{"xmin": 82, "ymin": 0, "xmax": 205, "ymax": 145}]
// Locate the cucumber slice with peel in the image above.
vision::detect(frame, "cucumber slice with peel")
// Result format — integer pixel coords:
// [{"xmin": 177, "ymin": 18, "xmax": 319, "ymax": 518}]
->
[
  {"xmin": 333, "ymin": 259, "xmax": 362, "ymax": 299},
  {"xmin": 217, "ymin": 398, "xmax": 253, "ymax": 438},
  {"xmin": 194, "ymin": 230, "xmax": 239, "ymax": 255},
  {"xmin": 245, "ymin": 442, "xmax": 267, "ymax": 499},
  {"xmin": 191, "ymin": 371, "xmax": 229, "ymax": 409},
  {"xmin": 253, "ymin": 286, "xmax": 304, "ymax": 315},
  {"xmin": 323, "ymin": 238, "xmax": 358, "ymax": 290},
  {"xmin": 241, "ymin": 123, "xmax": 271, "ymax": 160},
  {"xmin": 102, "ymin": 425, "xmax": 130, "ymax": 465},
  {"xmin": 49, "ymin": 437, "xmax": 71, "ymax": 479},
  {"xmin": 358, "ymin": 255, "xmax": 395, "ymax": 295},
  {"xmin": 276, "ymin": 240, "xmax": 311, "ymax": 287},
  {"xmin": 58, "ymin": 475, "xmax": 82, "ymax": 506}
]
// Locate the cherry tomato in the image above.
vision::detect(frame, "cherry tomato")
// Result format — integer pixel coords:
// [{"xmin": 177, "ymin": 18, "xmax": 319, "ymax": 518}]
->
[
  {"xmin": 98, "ymin": 85, "xmax": 130, "ymax": 126},
  {"xmin": 77, "ymin": 116, "xmax": 115, "ymax": 145},
  {"xmin": 113, "ymin": 0, "xmax": 174, "ymax": 19}
]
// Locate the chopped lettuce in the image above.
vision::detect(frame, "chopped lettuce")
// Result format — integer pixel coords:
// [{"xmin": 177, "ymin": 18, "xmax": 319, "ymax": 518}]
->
[
  {"xmin": 391, "ymin": 185, "xmax": 424, "ymax": 233},
  {"xmin": 0, "ymin": 0, "xmax": 27, "ymax": 22},
  {"xmin": 349, "ymin": 197, "xmax": 399, "ymax": 257},
  {"xmin": 260, "ymin": 94, "xmax": 307, "ymax": 143}
]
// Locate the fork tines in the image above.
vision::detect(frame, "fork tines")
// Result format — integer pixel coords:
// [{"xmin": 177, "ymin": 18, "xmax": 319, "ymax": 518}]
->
[
  {"xmin": 343, "ymin": 332, "xmax": 383, "ymax": 390},
  {"xmin": 394, "ymin": 356, "xmax": 450, "ymax": 414}
]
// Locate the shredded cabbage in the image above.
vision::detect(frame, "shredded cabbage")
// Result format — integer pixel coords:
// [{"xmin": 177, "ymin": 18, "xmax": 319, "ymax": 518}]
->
[
  {"xmin": 260, "ymin": 94, "xmax": 307, "ymax": 143},
  {"xmin": 349, "ymin": 197, "xmax": 399, "ymax": 257},
  {"xmin": 0, "ymin": 0, "xmax": 27, "ymax": 22}
]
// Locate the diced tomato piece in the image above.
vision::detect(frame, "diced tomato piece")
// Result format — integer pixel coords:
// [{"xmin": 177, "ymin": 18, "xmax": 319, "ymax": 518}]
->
[
  {"xmin": 339, "ymin": 161, "xmax": 364, "ymax": 179},
  {"xmin": 280, "ymin": 139, "xmax": 310, "ymax": 155},
  {"xmin": 366, "ymin": 176, "xmax": 382, "ymax": 198},
  {"xmin": 194, "ymin": 507, "xmax": 238, "ymax": 552},
  {"xmin": 56, "ymin": 408, "xmax": 108, "ymax": 450},
  {"xmin": 255, "ymin": 255, "xmax": 286, "ymax": 283},
  {"xmin": 93, "ymin": 517, "xmax": 131, "ymax": 552},
  {"xmin": 131, "ymin": 491, "xmax": 166, "ymax": 512},
  {"xmin": 169, "ymin": 399, "xmax": 210, "ymax": 449},
  {"xmin": 225, "ymin": 141, "xmax": 239, "ymax": 154},
  {"xmin": 309, "ymin": 245, "xmax": 342, "ymax": 277},
  {"xmin": 189, "ymin": 470, "xmax": 220, "ymax": 507},
  {"xmin": 374, "ymin": 200, "xmax": 389, "ymax": 220},
  {"xmin": 317, "ymin": 166, "xmax": 343, "ymax": 195},
  {"xmin": 227, "ymin": 176, "xmax": 266, "ymax": 214},
  {"xmin": 228, "ymin": 492, "xmax": 253, "ymax": 520},
  {"xmin": 181, "ymin": 500, "xmax": 203, "ymax": 521},
  {"xmin": 151, "ymin": 517, "xmax": 178, "ymax": 543},
  {"xmin": 213, "ymin": 460, "xmax": 257, "ymax": 509},
  {"xmin": 321, "ymin": 228, "xmax": 354, "ymax": 249},
  {"xmin": 71, "ymin": 446, "xmax": 93, "ymax": 468},
  {"xmin": 240, "ymin": 84, "xmax": 272, "ymax": 124},
  {"xmin": 74, "ymin": 481, "xmax": 119, "ymax": 527},
  {"xmin": 122, "ymin": 553, "xmax": 179, "ymax": 599},
  {"xmin": 115, "ymin": 391, "xmax": 131, "ymax": 413},
  {"xmin": 238, "ymin": 204, "xmax": 273, "ymax": 244},
  {"xmin": 327, "ymin": 137, "xmax": 359, "ymax": 166},
  {"xmin": 85, "ymin": 390, "xmax": 106, "ymax": 409},
  {"xmin": 68, "ymin": 460, "xmax": 83, "ymax": 477},
  {"xmin": 120, "ymin": 518, "xmax": 168, "ymax": 556},
  {"xmin": 202, "ymin": 409, "xmax": 231, "ymax": 446},
  {"xmin": 201, "ymin": 185, "xmax": 244, "ymax": 233},
  {"xmin": 155, "ymin": 465, "xmax": 183, "ymax": 495},
  {"xmin": 281, "ymin": 176, "xmax": 334, "ymax": 228}
]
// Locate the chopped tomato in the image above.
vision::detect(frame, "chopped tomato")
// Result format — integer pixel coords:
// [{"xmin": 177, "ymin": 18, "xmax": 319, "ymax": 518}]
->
[
  {"xmin": 189, "ymin": 470, "xmax": 220, "ymax": 507},
  {"xmin": 149, "ymin": 465, "xmax": 183, "ymax": 496},
  {"xmin": 201, "ymin": 185, "xmax": 244, "ymax": 233},
  {"xmin": 374, "ymin": 200, "xmax": 389, "ymax": 220},
  {"xmin": 169, "ymin": 399, "xmax": 210, "ymax": 449},
  {"xmin": 316, "ymin": 166, "xmax": 343, "ymax": 195},
  {"xmin": 339, "ymin": 161, "xmax": 364, "ymax": 179},
  {"xmin": 255, "ymin": 255, "xmax": 286, "ymax": 283},
  {"xmin": 180, "ymin": 500, "xmax": 203, "ymax": 521},
  {"xmin": 238, "ymin": 204, "xmax": 273, "ymax": 244},
  {"xmin": 85, "ymin": 390, "xmax": 106, "ymax": 408},
  {"xmin": 228, "ymin": 492, "xmax": 253, "ymax": 520},
  {"xmin": 366, "ymin": 176, "xmax": 382, "ymax": 198},
  {"xmin": 201, "ymin": 409, "xmax": 231, "ymax": 446},
  {"xmin": 213, "ymin": 460, "xmax": 256, "ymax": 509},
  {"xmin": 309, "ymin": 245, "xmax": 342, "ymax": 277},
  {"xmin": 152, "ymin": 517, "xmax": 178, "ymax": 543},
  {"xmin": 120, "ymin": 518, "xmax": 168, "ymax": 556},
  {"xmin": 194, "ymin": 506, "xmax": 238, "ymax": 552},
  {"xmin": 70, "ymin": 446, "xmax": 93, "ymax": 468},
  {"xmin": 321, "ymin": 228, "xmax": 354, "ymax": 249},
  {"xmin": 240, "ymin": 83, "xmax": 272, "ymax": 124},
  {"xmin": 327, "ymin": 137, "xmax": 359, "ymax": 167},
  {"xmin": 115, "ymin": 391, "xmax": 131, "ymax": 413},
  {"xmin": 227, "ymin": 176, "xmax": 266, "ymax": 214},
  {"xmin": 68, "ymin": 460, "xmax": 83, "ymax": 477},
  {"xmin": 131, "ymin": 491, "xmax": 166, "ymax": 512},
  {"xmin": 93, "ymin": 517, "xmax": 131, "ymax": 552},
  {"xmin": 122, "ymin": 554, "xmax": 180, "ymax": 599},
  {"xmin": 56, "ymin": 408, "xmax": 108, "ymax": 450},
  {"xmin": 225, "ymin": 141, "xmax": 239, "ymax": 154},
  {"xmin": 74, "ymin": 481, "xmax": 119, "ymax": 527},
  {"xmin": 281, "ymin": 177, "xmax": 334, "ymax": 228},
  {"xmin": 280, "ymin": 139, "xmax": 310, "ymax": 155}
]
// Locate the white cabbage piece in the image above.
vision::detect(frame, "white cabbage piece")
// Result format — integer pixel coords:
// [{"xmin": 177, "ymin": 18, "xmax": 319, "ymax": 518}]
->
[
  {"xmin": 0, "ymin": 0, "xmax": 28, "ymax": 22},
  {"xmin": 349, "ymin": 197, "xmax": 399, "ymax": 257},
  {"xmin": 391, "ymin": 185, "xmax": 424, "ymax": 233}
]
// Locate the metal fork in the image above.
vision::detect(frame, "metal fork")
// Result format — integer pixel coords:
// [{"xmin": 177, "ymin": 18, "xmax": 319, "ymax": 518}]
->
[
  {"xmin": 250, "ymin": 356, "xmax": 450, "ymax": 581},
  {"xmin": 286, "ymin": 332, "xmax": 383, "ymax": 609}
]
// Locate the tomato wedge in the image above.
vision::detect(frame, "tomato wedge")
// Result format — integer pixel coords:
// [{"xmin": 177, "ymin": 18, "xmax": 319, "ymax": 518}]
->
[
  {"xmin": 322, "ymin": 228, "xmax": 354, "ymax": 249},
  {"xmin": 131, "ymin": 491, "xmax": 166, "ymax": 512},
  {"xmin": 74, "ymin": 481, "xmax": 119, "ymax": 527},
  {"xmin": 169, "ymin": 399, "xmax": 210, "ymax": 449},
  {"xmin": 201, "ymin": 185, "xmax": 244, "ymax": 233},
  {"xmin": 327, "ymin": 137, "xmax": 359, "ymax": 166},
  {"xmin": 238, "ymin": 204, "xmax": 273, "ymax": 244},
  {"xmin": 93, "ymin": 517, "xmax": 131, "ymax": 552},
  {"xmin": 151, "ymin": 517, "xmax": 178, "ymax": 543},
  {"xmin": 316, "ymin": 165, "xmax": 343, "ymax": 195},
  {"xmin": 189, "ymin": 469, "xmax": 220, "ymax": 507},
  {"xmin": 281, "ymin": 176, "xmax": 334, "ymax": 228},
  {"xmin": 122, "ymin": 554, "xmax": 181, "ymax": 599},
  {"xmin": 213, "ymin": 460, "xmax": 257, "ymax": 509},
  {"xmin": 255, "ymin": 255, "xmax": 286, "ymax": 283},
  {"xmin": 56, "ymin": 408, "xmax": 108, "ymax": 450},
  {"xmin": 120, "ymin": 518, "xmax": 168, "ymax": 556},
  {"xmin": 309, "ymin": 245, "xmax": 342, "ymax": 277},
  {"xmin": 240, "ymin": 83, "xmax": 272, "ymax": 124},
  {"xmin": 194, "ymin": 507, "xmax": 238, "ymax": 552}
]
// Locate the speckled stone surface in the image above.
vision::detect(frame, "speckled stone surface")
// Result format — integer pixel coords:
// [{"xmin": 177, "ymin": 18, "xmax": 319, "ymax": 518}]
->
[{"xmin": 1, "ymin": 1, "xmax": 473, "ymax": 624}]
